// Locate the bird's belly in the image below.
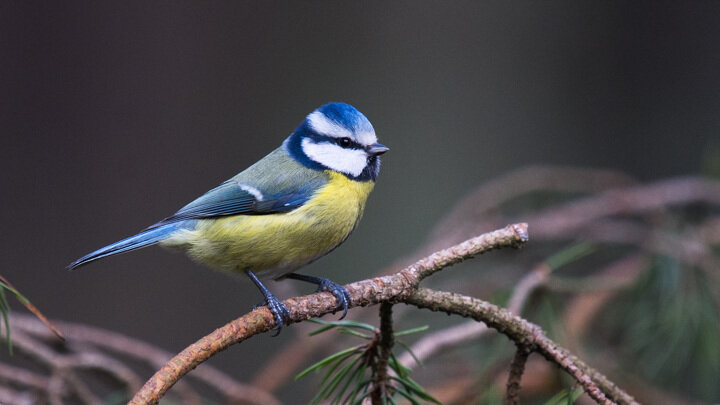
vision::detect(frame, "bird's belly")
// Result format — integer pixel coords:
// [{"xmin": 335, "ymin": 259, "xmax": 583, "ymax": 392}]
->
[{"xmin": 161, "ymin": 172, "xmax": 375, "ymax": 279}]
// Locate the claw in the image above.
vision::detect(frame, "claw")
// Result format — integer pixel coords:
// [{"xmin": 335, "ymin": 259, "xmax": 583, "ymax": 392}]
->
[
  {"xmin": 263, "ymin": 293, "xmax": 291, "ymax": 336},
  {"xmin": 315, "ymin": 279, "xmax": 351, "ymax": 319},
  {"xmin": 285, "ymin": 273, "xmax": 352, "ymax": 320},
  {"xmin": 253, "ymin": 293, "xmax": 290, "ymax": 336}
]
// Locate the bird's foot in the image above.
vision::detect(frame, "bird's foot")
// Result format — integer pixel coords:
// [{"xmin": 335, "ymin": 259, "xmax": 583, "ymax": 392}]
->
[
  {"xmin": 246, "ymin": 269, "xmax": 291, "ymax": 336},
  {"xmin": 254, "ymin": 292, "xmax": 290, "ymax": 336},
  {"xmin": 284, "ymin": 273, "xmax": 351, "ymax": 319},
  {"xmin": 315, "ymin": 279, "xmax": 351, "ymax": 320}
]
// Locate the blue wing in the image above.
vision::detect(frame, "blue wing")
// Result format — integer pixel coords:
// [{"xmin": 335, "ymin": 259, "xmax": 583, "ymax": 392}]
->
[
  {"xmin": 147, "ymin": 179, "xmax": 310, "ymax": 228},
  {"xmin": 68, "ymin": 147, "xmax": 329, "ymax": 270},
  {"xmin": 67, "ymin": 181, "xmax": 320, "ymax": 270}
]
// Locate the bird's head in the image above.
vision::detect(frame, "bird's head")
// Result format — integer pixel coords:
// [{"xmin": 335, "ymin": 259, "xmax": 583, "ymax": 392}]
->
[{"xmin": 284, "ymin": 103, "xmax": 389, "ymax": 181}]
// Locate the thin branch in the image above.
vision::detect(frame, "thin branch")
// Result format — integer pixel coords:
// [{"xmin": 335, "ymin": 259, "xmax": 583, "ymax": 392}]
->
[
  {"xmin": 396, "ymin": 256, "xmax": 647, "ymax": 401},
  {"xmin": 405, "ymin": 288, "xmax": 638, "ymax": 405},
  {"xmin": 517, "ymin": 177, "xmax": 720, "ymax": 239},
  {"xmin": 10, "ymin": 313, "xmax": 278, "ymax": 405},
  {"xmin": 429, "ymin": 166, "xmax": 635, "ymax": 249},
  {"xmin": 371, "ymin": 303, "xmax": 394, "ymax": 404},
  {"xmin": 504, "ymin": 347, "xmax": 530, "ymax": 405},
  {"xmin": 0, "ymin": 386, "xmax": 36, "ymax": 405},
  {"xmin": 441, "ymin": 177, "xmax": 720, "ymax": 254},
  {"xmin": 130, "ymin": 223, "xmax": 529, "ymax": 404},
  {"xmin": 64, "ymin": 351, "xmax": 144, "ymax": 394},
  {"xmin": 6, "ymin": 329, "xmax": 96, "ymax": 404},
  {"xmin": 398, "ymin": 262, "xmax": 549, "ymax": 368},
  {"xmin": 0, "ymin": 363, "xmax": 53, "ymax": 392},
  {"xmin": 506, "ymin": 265, "xmax": 551, "ymax": 315}
]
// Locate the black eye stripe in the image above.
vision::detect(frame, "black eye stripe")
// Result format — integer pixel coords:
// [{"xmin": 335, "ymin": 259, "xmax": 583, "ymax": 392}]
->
[
  {"xmin": 336, "ymin": 137, "xmax": 362, "ymax": 149},
  {"xmin": 303, "ymin": 130, "xmax": 363, "ymax": 150}
]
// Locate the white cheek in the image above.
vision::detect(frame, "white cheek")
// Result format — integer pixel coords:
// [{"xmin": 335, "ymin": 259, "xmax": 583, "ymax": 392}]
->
[{"xmin": 301, "ymin": 139, "xmax": 368, "ymax": 177}]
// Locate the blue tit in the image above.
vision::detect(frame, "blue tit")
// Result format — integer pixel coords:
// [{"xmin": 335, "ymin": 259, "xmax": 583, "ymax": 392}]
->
[{"xmin": 68, "ymin": 102, "xmax": 388, "ymax": 331}]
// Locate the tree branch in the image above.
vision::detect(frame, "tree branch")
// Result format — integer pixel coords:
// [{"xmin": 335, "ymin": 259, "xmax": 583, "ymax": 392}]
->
[
  {"xmin": 247, "ymin": 168, "xmax": 658, "ymax": 394},
  {"xmin": 405, "ymin": 288, "xmax": 638, "ymax": 405},
  {"xmin": 504, "ymin": 347, "xmax": 530, "ymax": 405},
  {"xmin": 398, "ymin": 262, "xmax": 550, "ymax": 368},
  {"xmin": 130, "ymin": 223, "xmax": 529, "ymax": 404},
  {"xmin": 9, "ymin": 313, "xmax": 276, "ymax": 405},
  {"xmin": 371, "ymin": 303, "xmax": 394, "ymax": 404}
]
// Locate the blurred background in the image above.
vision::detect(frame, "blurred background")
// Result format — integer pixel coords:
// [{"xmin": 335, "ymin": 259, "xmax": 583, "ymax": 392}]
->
[{"xmin": 2, "ymin": 1, "xmax": 719, "ymax": 404}]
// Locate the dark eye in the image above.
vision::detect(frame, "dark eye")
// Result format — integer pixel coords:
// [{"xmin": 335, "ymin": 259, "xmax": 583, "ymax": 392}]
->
[{"xmin": 339, "ymin": 137, "xmax": 352, "ymax": 147}]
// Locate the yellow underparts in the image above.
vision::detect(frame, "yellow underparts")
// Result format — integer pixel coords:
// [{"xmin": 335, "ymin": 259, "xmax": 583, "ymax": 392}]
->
[{"xmin": 161, "ymin": 171, "xmax": 375, "ymax": 279}]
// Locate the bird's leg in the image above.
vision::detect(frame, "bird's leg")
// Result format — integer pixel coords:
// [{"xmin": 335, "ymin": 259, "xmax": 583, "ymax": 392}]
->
[
  {"xmin": 245, "ymin": 269, "xmax": 290, "ymax": 336},
  {"xmin": 285, "ymin": 273, "xmax": 351, "ymax": 319}
]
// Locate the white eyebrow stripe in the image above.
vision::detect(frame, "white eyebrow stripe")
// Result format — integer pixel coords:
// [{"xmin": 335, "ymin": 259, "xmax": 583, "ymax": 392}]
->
[
  {"xmin": 238, "ymin": 184, "xmax": 264, "ymax": 201},
  {"xmin": 301, "ymin": 138, "xmax": 367, "ymax": 177},
  {"xmin": 307, "ymin": 111, "xmax": 353, "ymax": 139}
]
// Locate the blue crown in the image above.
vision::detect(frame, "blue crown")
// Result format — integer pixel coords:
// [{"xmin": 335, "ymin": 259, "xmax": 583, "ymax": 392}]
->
[{"xmin": 316, "ymin": 102, "xmax": 374, "ymax": 134}]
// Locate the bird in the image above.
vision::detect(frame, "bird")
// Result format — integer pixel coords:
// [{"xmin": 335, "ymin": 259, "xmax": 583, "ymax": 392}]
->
[{"xmin": 68, "ymin": 102, "xmax": 388, "ymax": 332}]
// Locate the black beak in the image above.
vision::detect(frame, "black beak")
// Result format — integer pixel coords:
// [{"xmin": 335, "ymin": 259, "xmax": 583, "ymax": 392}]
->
[{"xmin": 367, "ymin": 143, "xmax": 389, "ymax": 156}]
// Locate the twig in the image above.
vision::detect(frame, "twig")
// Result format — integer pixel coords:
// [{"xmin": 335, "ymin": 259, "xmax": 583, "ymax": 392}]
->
[
  {"xmin": 507, "ymin": 265, "xmax": 551, "ymax": 314},
  {"xmin": 0, "ymin": 386, "xmax": 36, "ymax": 405},
  {"xmin": 397, "ymin": 256, "xmax": 646, "ymax": 400},
  {"xmin": 429, "ymin": 167, "xmax": 634, "ymax": 247},
  {"xmin": 9, "ymin": 313, "xmax": 279, "ymax": 405},
  {"xmin": 405, "ymin": 288, "xmax": 637, "ymax": 405},
  {"xmin": 504, "ymin": 347, "xmax": 530, "ymax": 405},
  {"xmin": 64, "ymin": 351, "xmax": 144, "ymax": 394},
  {"xmin": 528, "ymin": 177, "xmax": 720, "ymax": 237},
  {"xmin": 6, "ymin": 329, "xmax": 97, "ymax": 404},
  {"xmin": 438, "ymin": 177, "xmax": 720, "ymax": 253},
  {"xmin": 371, "ymin": 303, "xmax": 394, "ymax": 404},
  {"xmin": 398, "ymin": 262, "xmax": 549, "ymax": 368},
  {"xmin": 130, "ymin": 223, "xmax": 529, "ymax": 404},
  {"xmin": 0, "ymin": 363, "xmax": 53, "ymax": 392}
]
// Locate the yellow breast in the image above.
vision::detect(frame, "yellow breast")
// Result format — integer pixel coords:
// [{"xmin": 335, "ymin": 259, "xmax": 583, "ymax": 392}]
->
[{"xmin": 162, "ymin": 171, "xmax": 375, "ymax": 279}]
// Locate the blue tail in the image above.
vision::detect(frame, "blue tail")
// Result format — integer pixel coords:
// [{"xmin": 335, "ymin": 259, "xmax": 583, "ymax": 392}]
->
[{"xmin": 67, "ymin": 224, "xmax": 179, "ymax": 270}]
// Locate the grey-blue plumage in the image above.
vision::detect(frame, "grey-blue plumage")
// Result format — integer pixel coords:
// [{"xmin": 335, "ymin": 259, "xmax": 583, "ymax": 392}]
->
[{"xmin": 68, "ymin": 102, "xmax": 388, "ymax": 331}]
